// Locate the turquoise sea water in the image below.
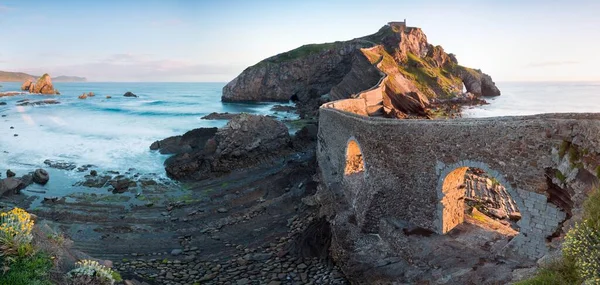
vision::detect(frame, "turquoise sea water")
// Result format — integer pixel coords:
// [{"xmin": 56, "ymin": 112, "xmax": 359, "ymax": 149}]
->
[{"xmin": 0, "ymin": 82, "xmax": 296, "ymax": 176}]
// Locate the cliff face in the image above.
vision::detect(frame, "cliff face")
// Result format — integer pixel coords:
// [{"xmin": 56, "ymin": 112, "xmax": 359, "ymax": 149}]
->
[{"xmin": 223, "ymin": 24, "xmax": 501, "ymax": 115}]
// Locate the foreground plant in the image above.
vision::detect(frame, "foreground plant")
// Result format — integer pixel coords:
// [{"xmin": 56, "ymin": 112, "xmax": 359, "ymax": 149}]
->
[
  {"xmin": 67, "ymin": 259, "xmax": 121, "ymax": 285},
  {"xmin": 0, "ymin": 207, "xmax": 34, "ymax": 256}
]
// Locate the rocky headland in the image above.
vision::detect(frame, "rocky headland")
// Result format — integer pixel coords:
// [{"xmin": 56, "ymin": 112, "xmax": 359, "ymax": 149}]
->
[{"xmin": 222, "ymin": 22, "xmax": 500, "ymax": 119}]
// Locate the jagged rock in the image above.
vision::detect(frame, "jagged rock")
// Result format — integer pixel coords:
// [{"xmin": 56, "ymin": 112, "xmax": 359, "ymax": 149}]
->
[
  {"xmin": 164, "ymin": 114, "xmax": 292, "ymax": 180},
  {"xmin": 123, "ymin": 91, "xmax": 138, "ymax": 98},
  {"xmin": 32, "ymin": 168, "xmax": 49, "ymax": 185},
  {"xmin": 455, "ymin": 66, "xmax": 501, "ymax": 97},
  {"xmin": 32, "ymin": 74, "xmax": 58, "ymax": 94},
  {"xmin": 78, "ymin": 93, "xmax": 87, "ymax": 99},
  {"xmin": 201, "ymin": 112, "xmax": 239, "ymax": 120},
  {"xmin": 21, "ymin": 79, "xmax": 33, "ymax": 91},
  {"xmin": 6, "ymin": 169, "xmax": 15, "ymax": 177},
  {"xmin": 149, "ymin": 127, "xmax": 218, "ymax": 154},
  {"xmin": 43, "ymin": 159, "xmax": 77, "ymax": 170}
]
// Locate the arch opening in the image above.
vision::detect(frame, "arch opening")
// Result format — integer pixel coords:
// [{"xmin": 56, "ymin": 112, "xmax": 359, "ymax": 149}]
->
[
  {"xmin": 441, "ymin": 167, "xmax": 521, "ymax": 240},
  {"xmin": 344, "ymin": 139, "xmax": 365, "ymax": 176}
]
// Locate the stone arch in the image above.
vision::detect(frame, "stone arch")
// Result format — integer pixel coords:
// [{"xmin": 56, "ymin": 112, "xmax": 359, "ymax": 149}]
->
[
  {"xmin": 435, "ymin": 160, "xmax": 529, "ymax": 235},
  {"xmin": 344, "ymin": 137, "xmax": 366, "ymax": 177}
]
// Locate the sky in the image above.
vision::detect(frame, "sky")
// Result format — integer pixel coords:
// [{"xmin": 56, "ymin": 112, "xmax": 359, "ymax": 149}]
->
[{"xmin": 0, "ymin": 0, "xmax": 599, "ymax": 82}]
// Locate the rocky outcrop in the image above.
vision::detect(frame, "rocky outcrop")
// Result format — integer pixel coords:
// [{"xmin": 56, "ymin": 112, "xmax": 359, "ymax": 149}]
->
[
  {"xmin": 16, "ymin": 99, "xmax": 60, "ymax": 106},
  {"xmin": 32, "ymin": 168, "xmax": 50, "ymax": 185},
  {"xmin": 20, "ymin": 74, "xmax": 59, "ymax": 94},
  {"xmin": 150, "ymin": 127, "xmax": 218, "ymax": 154},
  {"xmin": 223, "ymin": 23, "xmax": 501, "ymax": 117},
  {"xmin": 162, "ymin": 114, "xmax": 293, "ymax": 180},
  {"xmin": 454, "ymin": 66, "xmax": 501, "ymax": 97},
  {"xmin": 124, "ymin": 92, "xmax": 138, "ymax": 98},
  {"xmin": 201, "ymin": 112, "xmax": 239, "ymax": 120}
]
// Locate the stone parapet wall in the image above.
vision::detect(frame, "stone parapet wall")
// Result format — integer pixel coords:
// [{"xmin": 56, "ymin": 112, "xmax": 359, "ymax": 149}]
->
[{"xmin": 318, "ymin": 107, "xmax": 600, "ymax": 258}]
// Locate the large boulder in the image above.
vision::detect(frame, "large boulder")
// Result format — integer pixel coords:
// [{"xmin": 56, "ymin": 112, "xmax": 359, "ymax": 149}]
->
[
  {"xmin": 123, "ymin": 92, "xmax": 138, "ymax": 98},
  {"xmin": 33, "ymin": 168, "xmax": 50, "ymax": 185},
  {"xmin": 214, "ymin": 114, "xmax": 290, "ymax": 159},
  {"xmin": 164, "ymin": 114, "xmax": 292, "ymax": 180},
  {"xmin": 150, "ymin": 127, "xmax": 218, "ymax": 154},
  {"xmin": 32, "ymin": 74, "xmax": 58, "ymax": 94},
  {"xmin": 0, "ymin": 177, "xmax": 26, "ymax": 196}
]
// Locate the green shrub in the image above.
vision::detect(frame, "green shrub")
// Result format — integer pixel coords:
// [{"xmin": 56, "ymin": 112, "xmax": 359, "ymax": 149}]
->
[
  {"xmin": 66, "ymin": 259, "xmax": 118, "ymax": 285},
  {"xmin": 0, "ymin": 252, "xmax": 53, "ymax": 285},
  {"xmin": 515, "ymin": 257, "xmax": 580, "ymax": 285},
  {"xmin": 0, "ymin": 208, "xmax": 34, "ymax": 255}
]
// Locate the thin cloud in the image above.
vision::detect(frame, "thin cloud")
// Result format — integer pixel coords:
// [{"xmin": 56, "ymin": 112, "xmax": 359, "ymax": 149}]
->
[
  {"xmin": 0, "ymin": 5, "xmax": 11, "ymax": 13},
  {"xmin": 526, "ymin": 61, "xmax": 580, "ymax": 68}
]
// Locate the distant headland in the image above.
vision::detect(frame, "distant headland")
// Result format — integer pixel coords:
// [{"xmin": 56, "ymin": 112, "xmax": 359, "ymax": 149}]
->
[{"xmin": 0, "ymin": 70, "xmax": 86, "ymax": 82}]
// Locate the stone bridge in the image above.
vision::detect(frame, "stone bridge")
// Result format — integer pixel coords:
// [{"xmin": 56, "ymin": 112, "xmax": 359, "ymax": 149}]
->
[{"xmin": 317, "ymin": 105, "xmax": 600, "ymax": 259}]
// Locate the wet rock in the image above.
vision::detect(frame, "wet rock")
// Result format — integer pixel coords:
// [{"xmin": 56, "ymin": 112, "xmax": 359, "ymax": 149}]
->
[
  {"xmin": 171, "ymin": 249, "xmax": 182, "ymax": 256},
  {"xmin": 90, "ymin": 170, "xmax": 98, "ymax": 176},
  {"xmin": 271, "ymin": 105, "xmax": 296, "ymax": 112},
  {"xmin": 6, "ymin": 169, "xmax": 15, "ymax": 177},
  {"xmin": 78, "ymin": 93, "xmax": 87, "ymax": 99},
  {"xmin": 201, "ymin": 112, "xmax": 240, "ymax": 120},
  {"xmin": 0, "ymin": 102, "xmax": 7, "ymax": 105},
  {"xmin": 0, "ymin": 177, "xmax": 26, "ymax": 196},
  {"xmin": 123, "ymin": 91, "xmax": 138, "ymax": 98},
  {"xmin": 150, "ymin": 127, "xmax": 218, "ymax": 155},
  {"xmin": 217, "ymin": 207, "xmax": 229, "ymax": 213},
  {"xmin": 32, "ymin": 168, "xmax": 49, "ymax": 185},
  {"xmin": 16, "ymin": 99, "xmax": 60, "ymax": 106},
  {"xmin": 109, "ymin": 178, "xmax": 132, "ymax": 193},
  {"xmin": 78, "ymin": 175, "xmax": 110, "ymax": 188},
  {"xmin": 43, "ymin": 159, "xmax": 77, "ymax": 171}
]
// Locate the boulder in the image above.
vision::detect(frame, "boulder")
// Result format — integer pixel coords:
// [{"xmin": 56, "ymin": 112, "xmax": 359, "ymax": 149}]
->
[
  {"xmin": 294, "ymin": 124, "xmax": 318, "ymax": 142},
  {"xmin": 106, "ymin": 96, "xmax": 112, "ymax": 99},
  {"xmin": 88, "ymin": 92, "xmax": 95, "ymax": 97},
  {"xmin": 0, "ymin": 102, "xmax": 6, "ymax": 105},
  {"xmin": 123, "ymin": 92, "xmax": 138, "ymax": 98},
  {"xmin": 201, "ymin": 112, "xmax": 239, "ymax": 120},
  {"xmin": 164, "ymin": 114, "xmax": 292, "ymax": 180},
  {"xmin": 149, "ymin": 127, "xmax": 218, "ymax": 155},
  {"xmin": 0, "ymin": 177, "xmax": 26, "ymax": 196},
  {"xmin": 32, "ymin": 74, "xmax": 58, "ymax": 94},
  {"xmin": 33, "ymin": 168, "xmax": 50, "ymax": 185},
  {"xmin": 78, "ymin": 93, "xmax": 87, "ymax": 99},
  {"xmin": 6, "ymin": 169, "xmax": 15, "ymax": 177},
  {"xmin": 109, "ymin": 178, "xmax": 132, "ymax": 193},
  {"xmin": 21, "ymin": 79, "xmax": 33, "ymax": 91}
]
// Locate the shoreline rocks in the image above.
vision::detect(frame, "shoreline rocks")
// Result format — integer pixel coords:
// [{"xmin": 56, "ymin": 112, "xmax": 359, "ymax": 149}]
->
[
  {"xmin": 200, "ymin": 112, "xmax": 239, "ymax": 120},
  {"xmin": 162, "ymin": 114, "xmax": 292, "ymax": 180},
  {"xmin": 124, "ymin": 91, "xmax": 138, "ymax": 98}
]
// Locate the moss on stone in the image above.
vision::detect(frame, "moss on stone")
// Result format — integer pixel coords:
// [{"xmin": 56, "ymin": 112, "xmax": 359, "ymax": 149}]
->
[
  {"xmin": 568, "ymin": 145, "xmax": 580, "ymax": 164},
  {"xmin": 556, "ymin": 170, "xmax": 567, "ymax": 183},
  {"xmin": 558, "ymin": 141, "xmax": 570, "ymax": 159}
]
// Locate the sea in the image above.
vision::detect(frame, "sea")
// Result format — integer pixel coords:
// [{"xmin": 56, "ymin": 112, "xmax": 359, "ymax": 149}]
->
[{"xmin": 0, "ymin": 81, "xmax": 599, "ymax": 206}]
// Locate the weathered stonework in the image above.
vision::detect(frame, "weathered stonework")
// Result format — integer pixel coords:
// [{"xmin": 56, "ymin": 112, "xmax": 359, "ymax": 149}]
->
[{"xmin": 317, "ymin": 107, "xmax": 600, "ymax": 263}]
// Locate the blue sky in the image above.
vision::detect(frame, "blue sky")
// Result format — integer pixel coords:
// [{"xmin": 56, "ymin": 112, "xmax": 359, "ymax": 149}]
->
[{"xmin": 0, "ymin": 0, "xmax": 599, "ymax": 82}]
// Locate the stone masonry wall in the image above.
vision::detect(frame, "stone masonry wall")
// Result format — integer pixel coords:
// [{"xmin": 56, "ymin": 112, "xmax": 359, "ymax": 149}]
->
[{"xmin": 318, "ymin": 107, "xmax": 600, "ymax": 259}]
